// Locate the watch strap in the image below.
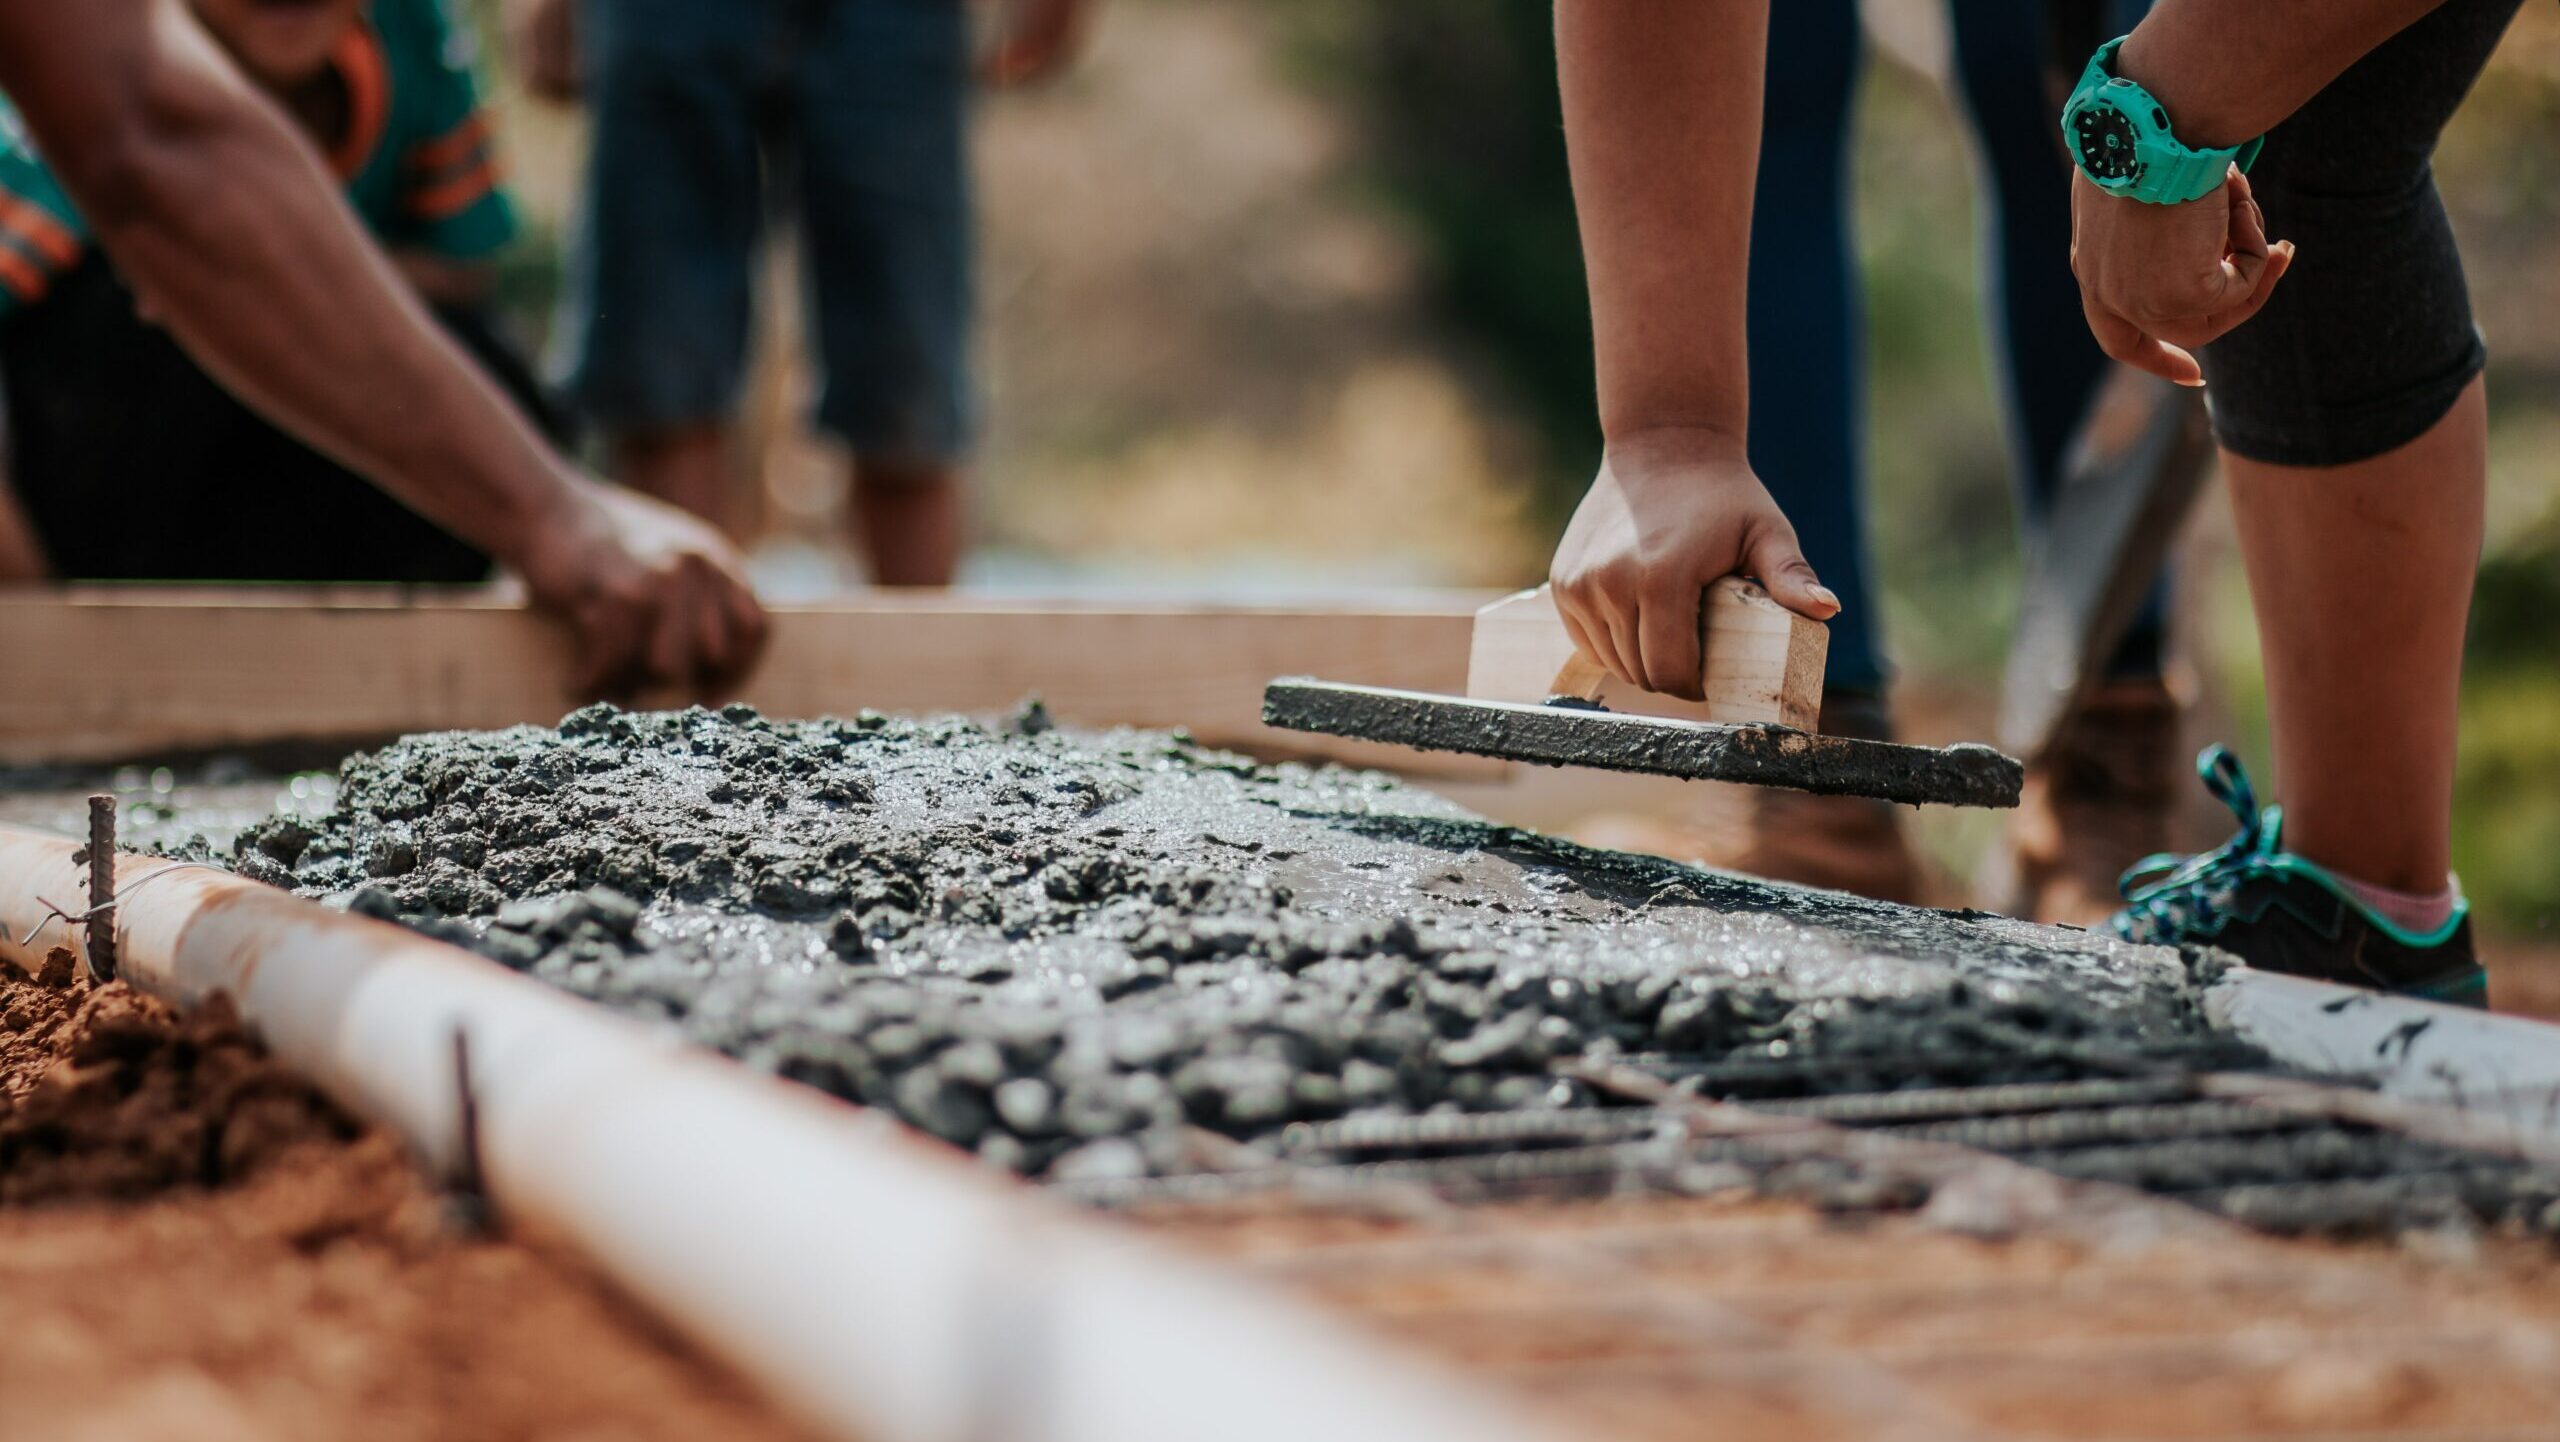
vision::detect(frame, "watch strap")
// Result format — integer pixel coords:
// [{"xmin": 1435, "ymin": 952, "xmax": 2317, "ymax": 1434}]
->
[{"xmin": 2071, "ymin": 37, "xmax": 2264, "ymax": 205}]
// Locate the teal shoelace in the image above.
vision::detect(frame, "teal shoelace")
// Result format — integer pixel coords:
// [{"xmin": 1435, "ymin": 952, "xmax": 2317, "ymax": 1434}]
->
[{"xmin": 2106, "ymin": 745, "xmax": 2281, "ymax": 945}]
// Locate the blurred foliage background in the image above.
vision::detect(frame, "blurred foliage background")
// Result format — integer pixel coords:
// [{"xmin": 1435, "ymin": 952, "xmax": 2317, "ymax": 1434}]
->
[{"xmin": 483, "ymin": 0, "xmax": 2557, "ymax": 940}]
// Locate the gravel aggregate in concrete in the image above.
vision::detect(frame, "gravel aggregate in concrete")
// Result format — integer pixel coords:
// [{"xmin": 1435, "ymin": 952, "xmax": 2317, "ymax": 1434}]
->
[{"xmin": 181, "ymin": 703, "xmax": 2246, "ymax": 1180}]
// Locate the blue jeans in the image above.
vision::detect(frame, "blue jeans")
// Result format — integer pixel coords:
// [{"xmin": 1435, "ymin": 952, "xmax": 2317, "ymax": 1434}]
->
[
  {"xmin": 1751, "ymin": 0, "xmax": 2164, "ymax": 696},
  {"xmin": 558, "ymin": 0, "xmax": 974, "ymax": 462}
]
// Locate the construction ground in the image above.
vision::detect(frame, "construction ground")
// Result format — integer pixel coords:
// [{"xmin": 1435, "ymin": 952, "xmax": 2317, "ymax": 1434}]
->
[
  {"xmin": 2, "ymin": 593, "xmax": 2558, "ymax": 1442},
  {"xmin": 1, "ymin": 6, "xmax": 2556, "ymax": 1439}
]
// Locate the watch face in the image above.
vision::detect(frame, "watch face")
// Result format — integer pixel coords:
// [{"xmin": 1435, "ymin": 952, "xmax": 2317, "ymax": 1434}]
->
[{"xmin": 2072, "ymin": 103, "xmax": 2142, "ymax": 184}]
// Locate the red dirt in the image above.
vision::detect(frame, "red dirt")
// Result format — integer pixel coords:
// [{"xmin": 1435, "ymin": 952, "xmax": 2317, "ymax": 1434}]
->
[{"xmin": 0, "ymin": 958, "xmax": 821, "ymax": 1442}]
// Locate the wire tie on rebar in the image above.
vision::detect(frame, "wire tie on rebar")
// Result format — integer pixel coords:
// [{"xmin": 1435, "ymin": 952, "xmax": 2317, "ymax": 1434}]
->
[{"xmin": 18, "ymin": 861, "xmax": 232, "ymax": 948}]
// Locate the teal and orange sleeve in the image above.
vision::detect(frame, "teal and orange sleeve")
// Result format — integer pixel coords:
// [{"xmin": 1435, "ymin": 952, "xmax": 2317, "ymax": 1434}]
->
[
  {"xmin": 0, "ymin": 102, "xmax": 91, "ymax": 317},
  {"xmin": 392, "ymin": 0, "xmax": 519, "ymax": 262}
]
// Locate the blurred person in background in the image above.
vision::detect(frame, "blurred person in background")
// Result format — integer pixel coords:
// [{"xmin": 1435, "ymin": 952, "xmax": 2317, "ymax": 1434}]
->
[
  {"xmin": 512, "ymin": 0, "xmax": 1098, "ymax": 586},
  {"xmin": 0, "ymin": 0, "xmax": 560, "ymax": 586},
  {"xmin": 1578, "ymin": 0, "xmax": 2178, "ymax": 922},
  {"xmin": 0, "ymin": 0, "xmax": 765, "ymax": 699}
]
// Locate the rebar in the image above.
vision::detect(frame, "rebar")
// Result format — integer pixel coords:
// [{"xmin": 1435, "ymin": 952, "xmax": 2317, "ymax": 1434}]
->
[
  {"xmin": 2011, "ymin": 1131, "xmax": 2469, "ymax": 1190},
  {"xmin": 83, "ymin": 794, "xmax": 115, "ymax": 982},
  {"xmin": 2185, "ymin": 1165, "xmax": 2560, "ymax": 1236},
  {"xmin": 1063, "ymin": 1136, "xmax": 1776, "ymax": 1210},
  {"xmin": 1281, "ymin": 1107, "xmax": 1688, "ymax": 1157},
  {"xmin": 1745, "ymin": 1075, "xmax": 2198, "ymax": 1126},
  {"xmin": 447, "ymin": 1025, "xmax": 493, "ymax": 1234},
  {"xmin": 1872, "ymin": 1100, "xmax": 2312, "ymax": 1153}
]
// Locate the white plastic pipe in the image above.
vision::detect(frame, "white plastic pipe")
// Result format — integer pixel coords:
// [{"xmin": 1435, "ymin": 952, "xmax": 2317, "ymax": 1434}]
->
[
  {"xmin": 2209, "ymin": 967, "xmax": 2560, "ymax": 1158},
  {"xmin": 0, "ymin": 825, "xmax": 1565, "ymax": 1442}
]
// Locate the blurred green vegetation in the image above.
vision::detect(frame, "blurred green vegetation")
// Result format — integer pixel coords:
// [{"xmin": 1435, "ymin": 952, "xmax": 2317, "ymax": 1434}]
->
[
  {"xmin": 1299, "ymin": 3, "xmax": 2558, "ymax": 934},
  {"xmin": 2458, "ymin": 523, "xmax": 2560, "ymax": 934},
  {"xmin": 1279, "ymin": 0, "xmax": 1598, "ymax": 531}
]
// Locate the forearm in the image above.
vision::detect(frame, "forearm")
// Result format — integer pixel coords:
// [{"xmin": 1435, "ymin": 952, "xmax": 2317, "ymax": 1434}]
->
[
  {"xmin": 2116, "ymin": 0, "xmax": 2449, "ymax": 148},
  {"xmin": 0, "ymin": 0, "xmax": 580, "ymax": 563},
  {"xmin": 1555, "ymin": 0, "xmax": 1766, "ymax": 449}
]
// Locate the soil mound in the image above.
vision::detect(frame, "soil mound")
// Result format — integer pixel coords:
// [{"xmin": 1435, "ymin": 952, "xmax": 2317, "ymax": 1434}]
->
[
  {"xmin": 0, "ymin": 952, "xmax": 815, "ymax": 1441},
  {"xmin": 0, "ymin": 956, "xmax": 349, "ymax": 1204}
]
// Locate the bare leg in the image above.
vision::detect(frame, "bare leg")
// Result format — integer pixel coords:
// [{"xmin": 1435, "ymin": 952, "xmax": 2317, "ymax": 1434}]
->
[
  {"xmin": 848, "ymin": 454, "xmax": 963, "ymax": 587},
  {"xmin": 2223, "ymin": 376, "xmax": 2484, "ymax": 892},
  {"xmin": 614, "ymin": 426, "xmax": 735, "ymax": 534}
]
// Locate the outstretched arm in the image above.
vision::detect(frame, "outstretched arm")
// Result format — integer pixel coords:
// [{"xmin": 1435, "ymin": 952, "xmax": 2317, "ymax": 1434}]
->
[
  {"xmin": 2070, "ymin": 0, "xmax": 2446, "ymax": 382},
  {"xmin": 0, "ymin": 0, "xmax": 767, "ymax": 697},
  {"xmin": 1548, "ymin": 0, "xmax": 1835, "ymax": 702}
]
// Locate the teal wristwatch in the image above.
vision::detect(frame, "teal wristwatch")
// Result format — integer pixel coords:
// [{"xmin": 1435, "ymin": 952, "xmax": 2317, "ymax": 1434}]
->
[{"xmin": 2060, "ymin": 38, "xmax": 2263, "ymax": 204}]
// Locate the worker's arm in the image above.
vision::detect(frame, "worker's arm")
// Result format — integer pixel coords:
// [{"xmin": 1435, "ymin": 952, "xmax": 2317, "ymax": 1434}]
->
[
  {"xmin": 0, "ymin": 0, "xmax": 766, "ymax": 697},
  {"xmin": 2069, "ymin": 1, "xmax": 2444, "ymax": 383},
  {"xmin": 2115, "ymin": 0, "xmax": 2450, "ymax": 149},
  {"xmin": 1546, "ymin": 0, "xmax": 1834, "ymax": 702}
]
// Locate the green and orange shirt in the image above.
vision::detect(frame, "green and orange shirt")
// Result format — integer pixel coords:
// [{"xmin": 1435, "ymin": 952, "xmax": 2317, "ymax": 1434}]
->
[{"xmin": 0, "ymin": 0, "xmax": 516, "ymax": 315}]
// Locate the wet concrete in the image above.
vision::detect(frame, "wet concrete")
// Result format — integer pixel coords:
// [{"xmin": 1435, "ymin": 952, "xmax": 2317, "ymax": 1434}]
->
[
  {"xmin": 0, "ymin": 757, "xmax": 341, "ymax": 855},
  {"xmin": 1263, "ymin": 681, "xmax": 2023, "ymax": 808},
  {"xmin": 154, "ymin": 703, "xmax": 2217, "ymax": 1181}
]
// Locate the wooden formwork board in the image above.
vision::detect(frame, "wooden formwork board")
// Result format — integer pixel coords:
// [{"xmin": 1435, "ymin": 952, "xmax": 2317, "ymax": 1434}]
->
[{"xmin": 0, "ymin": 587, "xmax": 1500, "ymax": 774}]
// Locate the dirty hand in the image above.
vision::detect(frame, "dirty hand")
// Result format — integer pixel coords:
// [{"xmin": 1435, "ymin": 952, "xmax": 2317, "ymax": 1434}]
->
[
  {"xmin": 1549, "ymin": 428, "xmax": 1838, "ymax": 702},
  {"xmin": 515, "ymin": 478, "xmax": 771, "ymax": 702},
  {"xmin": 506, "ymin": 0, "xmax": 580, "ymax": 104},
  {"xmin": 2071, "ymin": 165, "xmax": 2294, "ymax": 387},
  {"xmin": 981, "ymin": 0, "xmax": 1097, "ymax": 86}
]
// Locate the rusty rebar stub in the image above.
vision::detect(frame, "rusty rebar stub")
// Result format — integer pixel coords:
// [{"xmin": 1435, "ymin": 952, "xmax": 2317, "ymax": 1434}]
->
[
  {"xmin": 446, "ymin": 1025, "xmax": 495, "ymax": 1235},
  {"xmin": 84, "ymin": 794, "xmax": 117, "ymax": 983}
]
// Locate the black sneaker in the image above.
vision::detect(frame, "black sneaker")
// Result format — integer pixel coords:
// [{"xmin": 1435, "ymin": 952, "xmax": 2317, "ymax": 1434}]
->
[{"xmin": 2106, "ymin": 747, "xmax": 2486, "ymax": 1008}]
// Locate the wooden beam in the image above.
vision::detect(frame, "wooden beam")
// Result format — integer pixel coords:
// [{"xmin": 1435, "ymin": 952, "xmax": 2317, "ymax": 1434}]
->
[
  {"xmin": 1465, "ymin": 579, "xmax": 1825, "ymax": 730},
  {"xmin": 0, "ymin": 588, "xmax": 1499, "ymax": 774}
]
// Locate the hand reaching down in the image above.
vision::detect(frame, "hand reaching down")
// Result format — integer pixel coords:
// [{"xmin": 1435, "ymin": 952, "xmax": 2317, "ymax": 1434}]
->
[
  {"xmin": 515, "ymin": 479, "xmax": 772, "ymax": 703},
  {"xmin": 1549, "ymin": 428, "xmax": 1838, "ymax": 703}
]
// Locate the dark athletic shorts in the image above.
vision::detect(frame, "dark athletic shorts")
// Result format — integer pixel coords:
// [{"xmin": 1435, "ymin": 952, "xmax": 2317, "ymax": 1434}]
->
[{"xmin": 2197, "ymin": 0, "xmax": 2523, "ymax": 467}]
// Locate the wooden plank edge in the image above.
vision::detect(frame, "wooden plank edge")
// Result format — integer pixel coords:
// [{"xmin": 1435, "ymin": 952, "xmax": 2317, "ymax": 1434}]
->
[{"xmin": 0, "ymin": 591, "xmax": 1513, "ymax": 782}]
